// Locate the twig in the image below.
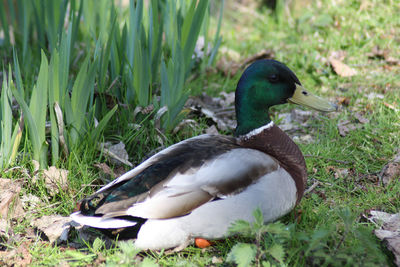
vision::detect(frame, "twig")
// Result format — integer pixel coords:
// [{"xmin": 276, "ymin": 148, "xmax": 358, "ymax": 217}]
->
[
  {"xmin": 73, "ymin": 178, "xmax": 102, "ymax": 199},
  {"xmin": 304, "ymin": 154, "xmax": 352, "ymax": 165},
  {"xmin": 304, "ymin": 181, "xmax": 320, "ymax": 195},
  {"xmin": 334, "ymin": 231, "xmax": 347, "ymax": 254},
  {"xmin": 106, "ymin": 76, "xmax": 120, "ymax": 93}
]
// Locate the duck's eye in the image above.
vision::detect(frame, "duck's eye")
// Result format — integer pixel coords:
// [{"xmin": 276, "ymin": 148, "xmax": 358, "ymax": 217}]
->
[
  {"xmin": 302, "ymin": 91, "xmax": 308, "ymax": 96},
  {"xmin": 268, "ymin": 74, "xmax": 279, "ymax": 83}
]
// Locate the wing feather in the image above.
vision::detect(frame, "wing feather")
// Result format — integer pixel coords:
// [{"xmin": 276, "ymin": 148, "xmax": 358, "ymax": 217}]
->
[{"xmin": 78, "ymin": 134, "xmax": 278, "ymax": 221}]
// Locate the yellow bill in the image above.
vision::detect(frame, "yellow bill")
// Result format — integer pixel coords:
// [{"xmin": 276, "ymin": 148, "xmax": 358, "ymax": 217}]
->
[{"xmin": 288, "ymin": 84, "xmax": 337, "ymax": 112}]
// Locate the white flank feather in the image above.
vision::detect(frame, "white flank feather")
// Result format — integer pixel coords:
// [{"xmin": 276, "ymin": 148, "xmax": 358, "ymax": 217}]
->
[
  {"xmin": 70, "ymin": 211, "xmax": 137, "ymax": 229},
  {"xmin": 134, "ymin": 167, "xmax": 297, "ymax": 250}
]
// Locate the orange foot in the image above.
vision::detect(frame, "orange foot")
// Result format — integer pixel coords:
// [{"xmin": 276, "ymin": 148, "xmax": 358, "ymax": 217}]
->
[{"xmin": 195, "ymin": 238, "xmax": 213, "ymax": 248}]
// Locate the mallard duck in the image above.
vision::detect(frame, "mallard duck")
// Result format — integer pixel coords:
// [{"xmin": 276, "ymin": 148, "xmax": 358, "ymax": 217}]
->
[{"xmin": 71, "ymin": 59, "xmax": 336, "ymax": 250}]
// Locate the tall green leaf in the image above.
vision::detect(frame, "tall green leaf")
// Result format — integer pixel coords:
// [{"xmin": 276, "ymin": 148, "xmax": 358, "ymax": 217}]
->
[
  {"xmin": 0, "ymin": 68, "xmax": 23, "ymax": 168},
  {"xmin": 90, "ymin": 105, "xmax": 118, "ymax": 142},
  {"xmin": 206, "ymin": 0, "xmax": 224, "ymax": 67},
  {"xmin": 65, "ymin": 55, "xmax": 98, "ymax": 147},
  {"xmin": 149, "ymin": 0, "xmax": 163, "ymax": 80},
  {"xmin": 49, "ymin": 50, "xmax": 61, "ymax": 164},
  {"xmin": 29, "ymin": 51, "xmax": 49, "ymax": 167},
  {"xmin": 182, "ymin": 0, "xmax": 209, "ymax": 73},
  {"xmin": 0, "ymin": 2, "xmax": 10, "ymax": 47}
]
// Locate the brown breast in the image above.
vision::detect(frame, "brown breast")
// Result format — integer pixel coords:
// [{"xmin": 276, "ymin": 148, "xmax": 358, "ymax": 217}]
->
[{"xmin": 238, "ymin": 124, "xmax": 307, "ymax": 203}]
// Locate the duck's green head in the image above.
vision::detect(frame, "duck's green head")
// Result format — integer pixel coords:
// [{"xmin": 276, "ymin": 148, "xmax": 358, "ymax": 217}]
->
[{"xmin": 235, "ymin": 59, "xmax": 336, "ymax": 136}]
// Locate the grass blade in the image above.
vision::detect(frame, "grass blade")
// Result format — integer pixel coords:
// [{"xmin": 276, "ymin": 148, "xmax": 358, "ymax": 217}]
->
[
  {"xmin": 182, "ymin": 0, "xmax": 208, "ymax": 72},
  {"xmin": 90, "ymin": 105, "xmax": 118, "ymax": 142}
]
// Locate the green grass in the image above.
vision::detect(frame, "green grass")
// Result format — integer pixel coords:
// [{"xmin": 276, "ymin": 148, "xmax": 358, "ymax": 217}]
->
[{"xmin": 1, "ymin": 0, "xmax": 400, "ymax": 266}]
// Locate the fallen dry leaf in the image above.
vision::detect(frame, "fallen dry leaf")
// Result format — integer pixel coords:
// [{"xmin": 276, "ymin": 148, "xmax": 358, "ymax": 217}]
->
[
  {"xmin": 205, "ymin": 125, "xmax": 219, "ymax": 135},
  {"xmin": 241, "ymin": 49, "xmax": 275, "ymax": 68},
  {"xmin": 100, "ymin": 142, "xmax": 133, "ymax": 167},
  {"xmin": 113, "ymin": 166, "xmax": 128, "ymax": 178},
  {"xmin": 218, "ymin": 91, "xmax": 235, "ymax": 107},
  {"xmin": 337, "ymin": 123, "xmax": 354, "ymax": 137},
  {"xmin": 0, "ymin": 241, "xmax": 32, "ymax": 267},
  {"xmin": 325, "ymin": 166, "xmax": 336, "ymax": 173},
  {"xmin": 43, "ymin": 166, "xmax": 69, "ymax": 196},
  {"xmin": 334, "ymin": 168, "xmax": 349, "ymax": 179},
  {"xmin": 54, "ymin": 102, "xmax": 69, "ymax": 157},
  {"xmin": 329, "ymin": 58, "xmax": 357, "ymax": 77},
  {"xmin": 369, "ymin": 211, "xmax": 400, "ymax": 266},
  {"xmin": 380, "ymin": 151, "xmax": 400, "ymax": 186},
  {"xmin": 173, "ymin": 119, "xmax": 198, "ymax": 134},
  {"xmin": 32, "ymin": 215, "xmax": 72, "ymax": 244},
  {"xmin": 94, "ymin": 163, "xmax": 128, "ymax": 182},
  {"xmin": 384, "ymin": 56, "xmax": 400, "ymax": 66},
  {"xmin": 133, "ymin": 104, "xmax": 154, "ymax": 117},
  {"xmin": 201, "ymin": 107, "xmax": 231, "ymax": 131},
  {"xmin": 186, "ymin": 92, "xmax": 236, "ymax": 131},
  {"xmin": 383, "ymin": 102, "xmax": 399, "ymax": 111},
  {"xmin": 367, "ymin": 46, "xmax": 400, "ymax": 66},
  {"xmin": 354, "ymin": 112, "xmax": 370, "ymax": 124},
  {"xmin": 277, "ymin": 109, "xmax": 314, "ymax": 132},
  {"xmin": 216, "ymin": 57, "xmax": 241, "ymax": 77},
  {"xmin": 367, "ymin": 92, "xmax": 384, "ymax": 100},
  {"xmin": 0, "ymin": 179, "xmax": 24, "ymax": 219},
  {"xmin": 0, "ymin": 218, "xmax": 9, "ymax": 237},
  {"xmin": 215, "ymin": 47, "xmax": 239, "ymax": 76},
  {"xmin": 94, "ymin": 162, "xmax": 115, "ymax": 181},
  {"xmin": 330, "ymin": 50, "xmax": 347, "ymax": 61},
  {"xmin": 337, "ymin": 96, "xmax": 350, "ymax": 106},
  {"xmin": 337, "ymin": 119, "xmax": 363, "ymax": 137},
  {"xmin": 367, "ymin": 45, "xmax": 389, "ymax": 60},
  {"xmin": 217, "ymin": 49, "xmax": 274, "ymax": 77},
  {"xmin": 219, "ymin": 46, "xmax": 241, "ymax": 62},
  {"xmin": 21, "ymin": 194, "xmax": 43, "ymax": 211}
]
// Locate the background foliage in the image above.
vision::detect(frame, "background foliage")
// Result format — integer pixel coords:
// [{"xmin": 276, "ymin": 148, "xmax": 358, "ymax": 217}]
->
[
  {"xmin": 0, "ymin": 0, "xmax": 221, "ymax": 168},
  {"xmin": 0, "ymin": 0, "xmax": 399, "ymax": 266}
]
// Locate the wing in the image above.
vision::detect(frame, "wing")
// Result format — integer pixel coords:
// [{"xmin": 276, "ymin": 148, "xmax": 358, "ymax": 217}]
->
[{"xmin": 76, "ymin": 134, "xmax": 278, "ymax": 222}]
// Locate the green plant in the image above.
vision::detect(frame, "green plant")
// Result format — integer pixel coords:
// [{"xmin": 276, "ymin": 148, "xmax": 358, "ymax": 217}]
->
[
  {"xmin": 123, "ymin": 0, "xmax": 212, "ymax": 130},
  {"xmin": 227, "ymin": 207, "xmax": 388, "ymax": 266},
  {"xmin": 0, "ymin": 67, "xmax": 23, "ymax": 169},
  {"xmin": 228, "ymin": 208, "xmax": 289, "ymax": 266},
  {"xmin": 1, "ymin": 0, "xmax": 222, "ymax": 170},
  {"xmin": 0, "ymin": 0, "xmax": 76, "ymax": 78},
  {"xmin": 11, "ymin": 45, "xmax": 117, "ymax": 167},
  {"xmin": 49, "ymin": 47, "xmax": 118, "ymax": 163},
  {"xmin": 158, "ymin": 0, "xmax": 209, "ymax": 130},
  {"xmin": 105, "ymin": 241, "xmax": 158, "ymax": 267},
  {"xmin": 11, "ymin": 51, "xmax": 49, "ymax": 168},
  {"xmin": 200, "ymin": 0, "xmax": 224, "ymax": 69}
]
